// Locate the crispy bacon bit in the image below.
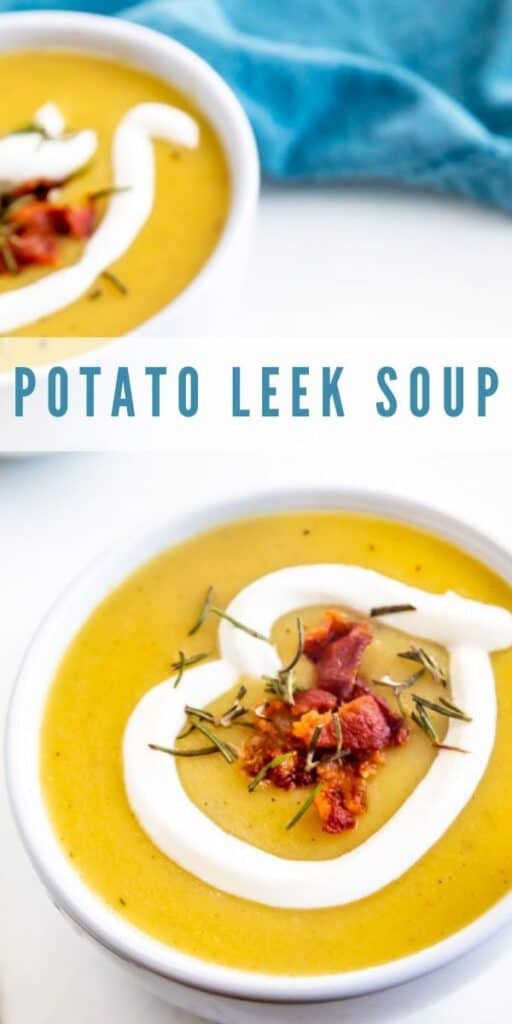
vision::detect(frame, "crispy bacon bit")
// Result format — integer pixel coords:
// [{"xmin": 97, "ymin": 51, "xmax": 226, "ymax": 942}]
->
[
  {"xmin": 0, "ymin": 187, "xmax": 96, "ymax": 275},
  {"xmin": 354, "ymin": 683, "xmax": 409, "ymax": 746},
  {"xmin": 9, "ymin": 200, "xmax": 95, "ymax": 240},
  {"xmin": 339, "ymin": 695, "xmax": 393, "ymax": 750},
  {"xmin": 304, "ymin": 612, "xmax": 373, "ymax": 699},
  {"xmin": 315, "ymin": 787, "xmax": 357, "ymax": 833},
  {"xmin": 303, "ymin": 609, "xmax": 353, "ymax": 660},
  {"xmin": 9, "ymin": 233, "xmax": 59, "ymax": 268},
  {"xmin": 291, "ymin": 688, "xmax": 338, "ymax": 716},
  {"xmin": 240, "ymin": 607, "xmax": 410, "ymax": 835},
  {"xmin": 291, "ymin": 694, "xmax": 403, "ymax": 752}
]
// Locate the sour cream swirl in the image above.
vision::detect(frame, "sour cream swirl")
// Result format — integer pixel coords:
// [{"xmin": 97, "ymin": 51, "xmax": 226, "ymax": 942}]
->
[
  {"xmin": 124, "ymin": 564, "xmax": 512, "ymax": 910},
  {"xmin": 0, "ymin": 103, "xmax": 199, "ymax": 332}
]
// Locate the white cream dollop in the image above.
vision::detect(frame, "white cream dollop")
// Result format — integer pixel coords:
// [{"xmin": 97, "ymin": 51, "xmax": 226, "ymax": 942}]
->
[
  {"xmin": 123, "ymin": 564, "xmax": 512, "ymax": 910},
  {"xmin": 0, "ymin": 102, "xmax": 199, "ymax": 332}
]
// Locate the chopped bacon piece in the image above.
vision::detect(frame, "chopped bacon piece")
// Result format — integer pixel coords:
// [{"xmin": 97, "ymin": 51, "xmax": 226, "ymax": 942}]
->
[
  {"xmin": 291, "ymin": 688, "xmax": 338, "ymax": 716},
  {"xmin": 339, "ymin": 694, "xmax": 393, "ymax": 750},
  {"xmin": 354, "ymin": 683, "xmax": 409, "ymax": 746},
  {"xmin": 9, "ymin": 200, "xmax": 95, "ymax": 240},
  {"xmin": 303, "ymin": 610, "xmax": 353, "ymax": 661},
  {"xmin": 9, "ymin": 233, "xmax": 59, "ymax": 268},
  {"xmin": 292, "ymin": 693, "xmax": 405, "ymax": 753},
  {"xmin": 314, "ymin": 760, "xmax": 372, "ymax": 833},
  {"xmin": 292, "ymin": 709, "xmax": 333, "ymax": 747},
  {"xmin": 304, "ymin": 612, "xmax": 373, "ymax": 700},
  {"xmin": 62, "ymin": 203, "xmax": 96, "ymax": 239},
  {"xmin": 315, "ymin": 787, "xmax": 356, "ymax": 833}
]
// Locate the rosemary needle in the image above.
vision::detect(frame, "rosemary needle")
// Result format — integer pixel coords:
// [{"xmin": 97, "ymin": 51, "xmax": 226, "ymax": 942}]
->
[
  {"xmin": 248, "ymin": 752, "xmax": 295, "ymax": 792},
  {"xmin": 370, "ymin": 603, "xmax": 416, "ymax": 618},
  {"xmin": 188, "ymin": 585, "xmax": 214, "ymax": 635},
  {"xmin": 102, "ymin": 269, "xmax": 128, "ymax": 295},
  {"xmin": 191, "ymin": 719, "xmax": 238, "ymax": 764},
  {"xmin": 148, "ymin": 742, "xmax": 219, "ymax": 758},
  {"xmin": 286, "ymin": 782, "xmax": 323, "ymax": 831}
]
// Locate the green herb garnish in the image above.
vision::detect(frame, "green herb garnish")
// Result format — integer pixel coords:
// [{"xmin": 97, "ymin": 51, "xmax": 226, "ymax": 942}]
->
[
  {"xmin": 280, "ymin": 617, "xmax": 304, "ymax": 675},
  {"xmin": 263, "ymin": 617, "xmax": 303, "ymax": 704},
  {"xmin": 305, "ymin": 724, "xmax": 323, "ymax": 771},
  {"xmin": 102, "ymin": 269, "xmax": 128, "ymax": 295},
  {"xmin": 148, "ymin": 742, "xmax": 219, "ymax": 758},
  {"xmin": 188, "ymin": 585, "xmax": 271, "ymax": 644},
  {"xmin": 248, "ymin": 751, "xmax": 296, "ymax": 792},
  {"xmin": 412, "ymin": 693, "xmax": 471, "ymax": 723},
  {"xmin": 370, "ymin": 603, "xmax": 416, "ymax": 618},
  {"xmin": 286, "ymin": 782, "xmax": 323, "ymax": 831},
  {"xmin": 188, "ymin": 585, "xmax": 214, "ymax": 636},
  {"xmin": 190, "ymin": 719, "xmax": 238, "ymax": 764},
  {"xmin": 170, "ymin": 651, "xmax": 210, "ymax": 672},
  {"xmin": 398, "ymin": 645, "xmax": 447, "ymax": 686},
  {"xmin": 89, "ymin": 185, "xmax": 131, "ymax": 202}
]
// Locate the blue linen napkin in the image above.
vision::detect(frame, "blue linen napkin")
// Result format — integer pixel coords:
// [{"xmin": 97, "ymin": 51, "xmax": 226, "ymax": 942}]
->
[{"xmin": 3, "ymin": 0, "xmax": 512, "ymax": 211}]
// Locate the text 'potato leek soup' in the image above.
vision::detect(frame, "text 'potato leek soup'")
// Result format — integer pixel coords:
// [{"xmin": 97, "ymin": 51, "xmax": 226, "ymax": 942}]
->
[
  {"xmin": 41, "ymin": 511, "xmax": 512, "ymax": 975},
  {"xmin": 0, "ymin": 50, "xmax": 229, "ymax": 352}
]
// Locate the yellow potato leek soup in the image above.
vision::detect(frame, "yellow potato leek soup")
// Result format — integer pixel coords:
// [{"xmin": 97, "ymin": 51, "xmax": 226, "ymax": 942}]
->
[
  {"xmin": 41, "ymin": 511, "xmax": 512, "ymax": 975},
  {"xmin": 0, "ymin": 50, "xmax": 230, "ymax": 348}
]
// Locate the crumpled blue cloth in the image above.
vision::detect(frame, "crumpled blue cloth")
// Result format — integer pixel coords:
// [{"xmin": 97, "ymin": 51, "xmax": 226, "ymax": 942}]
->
[{"xmin": 3, "ymin": 0, "xmax": 512, "ymax": 210}]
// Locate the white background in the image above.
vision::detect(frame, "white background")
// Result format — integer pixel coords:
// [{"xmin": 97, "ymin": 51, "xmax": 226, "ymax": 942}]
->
[{"xmin": 1, "ymin": 447, "xmax": 512, "ymax": 1024}]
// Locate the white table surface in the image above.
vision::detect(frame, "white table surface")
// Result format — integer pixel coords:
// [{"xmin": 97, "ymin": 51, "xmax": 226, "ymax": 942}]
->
[
  {"xmin": 1, "ymin": 449, "xmax": 512, "ymax": 1024},
  {"xmin": 230, "ymin": 182, "xmax": 512, "ymax": 339}
]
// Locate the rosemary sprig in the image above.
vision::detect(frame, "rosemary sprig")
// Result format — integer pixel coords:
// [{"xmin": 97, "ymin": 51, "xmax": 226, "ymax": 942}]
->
[
  {"xmin": 248, "ymin": 751, "xmax": 295, "ymax": 792},
  {"xmin": 263, "ymin": 617, "xmax": 304, "ymax": 704},
  {"xmin": 102, "ymin": 269, "xmax": 128, "ymax": 295},
  {"xmin": 148, "ymin": 742, "xmax": 219, "ymax": 758},
  {"xmin": 398, "ymin": 645, "xmax": 447, "ymax": 686},
  {"xmin": 170, "ymin": 651, "xmax": 210, "ymax": 672},
  {"xmin": 435, "ymin": 742, "xmax": 470, "ymax": 753},
  {"xmin": 439, "ymin": 696, "xmax": 472, "ymax": 720},
  {"xmin": 370, "ymin": 603, "xmax": 416, "ymax": 618},
  {"xmin": 184, "ymin": 704, "xmax": 215, "ymax": 724},
  {"xmin": 263, "ymin": 673, "xmax": 299, "ymax": 705},
  {"xmin": 188, "ymin": 585, "xmax": 271, "ymax": 644},
  {"xmin": 412, "ymin": 705, "xmax": 438, "ymax": 743},
  {"xmin": 178, "ymin": 685, "xmax": 251, "ymax": 740},
  {"xmin": 324, "ymin": 713, "xmax": 350, "ymax": 763},
  {"xmin": 412, "ymin": 693, "xmax": 472, "ymax": 723},
  {"xmin": 188, "ymin": 586, "xmax": 214, "ymax": 635},
  {"xmin": 171, "ymin": 650, "xmax": 187, "ymax": 688},
  {"xmin": 305, "ymin": 724, "xmax": 323, "ymax": 771},
  {"xmin": 218, "ymin": 685, "xmax": 249, "ymax": 727},
  {"xmin": 280, "ymin": 618, "xmax": 304, "ymax": 674},
  {"xmin": 191, "ymin": 719, "xmax": 238, "ymax": 764},
  {"xmin": 373, "ymin": 668, "xmax": 425, "ymax": 715},
  {"xmin": 286, "ymin": 782, "xmax": 323, "ymax": 831},
  {"xmin": 210, "ymin": 604, "xmax": 271, "ymax": 644},
  {"xmin": 89, "ymin": 185, "xmax": 132, "ymax": 202}
]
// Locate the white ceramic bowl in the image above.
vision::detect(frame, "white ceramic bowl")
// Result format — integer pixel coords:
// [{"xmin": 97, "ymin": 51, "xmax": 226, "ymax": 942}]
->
[
  {"xmin": 5, "ymin": 489, "xmax": 512, "ymax": 1023},
  {"xmin": 0, "ymin": 10, "xmax": 259, "ymax": 414}
]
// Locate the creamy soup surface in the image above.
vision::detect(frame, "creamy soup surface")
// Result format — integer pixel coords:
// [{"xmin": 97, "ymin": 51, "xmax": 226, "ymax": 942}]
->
[
  {"xmin": 0, "ymin": 51, "xmax": 229, "ymax": 351},
  {"xmin": 41, "ymin": 512, "xmax": 512, "ymax": 975}
]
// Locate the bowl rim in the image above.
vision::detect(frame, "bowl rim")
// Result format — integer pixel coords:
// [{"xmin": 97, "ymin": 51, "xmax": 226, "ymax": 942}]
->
[
  {"xmin": 0, "ymin": 9, "xmax": 260, "ymax": 381},
  {"xmin": 5, "ymin": 485, "xmax": 512, "ymax": 1005}
]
